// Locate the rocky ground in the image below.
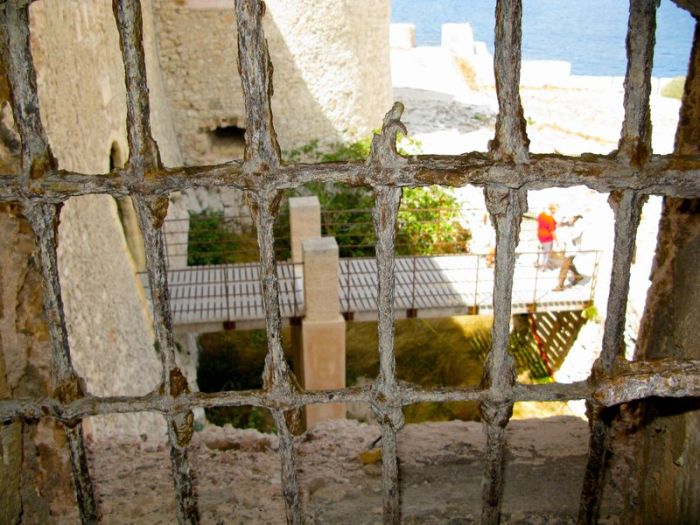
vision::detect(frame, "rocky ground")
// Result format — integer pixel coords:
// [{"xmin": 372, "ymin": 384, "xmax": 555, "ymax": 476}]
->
[{"xmin": 84, "ymin": 417, "xmax": 632, "ymax": 524}]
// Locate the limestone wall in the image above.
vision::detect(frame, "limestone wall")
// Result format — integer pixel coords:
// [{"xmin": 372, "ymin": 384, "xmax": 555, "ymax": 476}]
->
[
  {"xmin": 25, "ymin": 0, "xmax": 184, "ymax": 441},
  {"xmin": 151, "ymin": 0, "xmax": 392, "ymax": 164}
]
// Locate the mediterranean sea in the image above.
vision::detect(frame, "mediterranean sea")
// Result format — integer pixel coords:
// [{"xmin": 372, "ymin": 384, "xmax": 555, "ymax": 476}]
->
[{"xmin": 391, "ymin": 0, "xmax": 695, "ymax": 77}]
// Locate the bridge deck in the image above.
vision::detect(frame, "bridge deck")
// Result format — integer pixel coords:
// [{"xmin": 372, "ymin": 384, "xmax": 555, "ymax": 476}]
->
[{"xmin": 141, "ymin": 252, "xmax": 597, "ymax": 331}]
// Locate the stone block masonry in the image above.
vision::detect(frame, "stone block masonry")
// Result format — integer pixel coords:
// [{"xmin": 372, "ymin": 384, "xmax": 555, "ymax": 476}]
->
[{"xmin": 151, "ymin": 0, "xmax": 392, "ymax": 165}]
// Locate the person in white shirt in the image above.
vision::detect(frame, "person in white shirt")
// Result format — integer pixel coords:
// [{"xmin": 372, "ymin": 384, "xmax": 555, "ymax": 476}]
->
[{"xmin": 553, "ymin": 214, "xmax": 584, "ymax": 291}]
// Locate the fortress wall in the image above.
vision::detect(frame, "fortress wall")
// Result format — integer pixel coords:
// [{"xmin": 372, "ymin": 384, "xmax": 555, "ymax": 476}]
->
[
  {"xmin": 25, "ymin": 0, "xmax": 184, "ymax": 441},
  {"xmin": 152, "ymin": 0, "xmax": 392, "ymax": 165}
]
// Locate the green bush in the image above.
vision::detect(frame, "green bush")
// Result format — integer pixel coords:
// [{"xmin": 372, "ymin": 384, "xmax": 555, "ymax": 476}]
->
[
  {"xmin": 661, "ymin": 77, "xmax": 685, "ymax": 100},
  {"xmin": 187, "ymin": 210, "xmax": 238, "ymax": 266},
  {"xmin": 188, "ymin": 135, "xmax": 470, "ymax": 262}
]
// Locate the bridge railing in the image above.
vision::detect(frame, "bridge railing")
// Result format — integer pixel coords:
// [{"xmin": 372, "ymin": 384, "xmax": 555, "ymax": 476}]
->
[
  {"xmin": 161, "ymin": 205, "xmax": 485, "ymax": 266},
  {"xmin": 339, "ymin": 249, "xmax": 601, "ymax": 318}
]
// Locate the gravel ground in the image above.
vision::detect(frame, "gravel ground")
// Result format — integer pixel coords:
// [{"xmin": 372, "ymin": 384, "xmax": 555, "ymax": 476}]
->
[{"xmin": 86, "ymin": 417, "xmax": 630, "ymax": 524}]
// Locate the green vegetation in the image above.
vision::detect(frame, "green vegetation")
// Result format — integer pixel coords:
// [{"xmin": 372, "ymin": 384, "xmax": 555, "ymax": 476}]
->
[
  {"xmin": 197, "ymin": 312, "xmax": 587, "ymax": 430},
  {"xmin": 188, "ymin": 134, "xmax": 469, "ymax": 261},
  {"xmin": 660, "ymin": 76, "xmax": 685, "ymax": 100},
  {"xmin": 197, "ymin": 330, "xmax": 292, "ymax": 433}
]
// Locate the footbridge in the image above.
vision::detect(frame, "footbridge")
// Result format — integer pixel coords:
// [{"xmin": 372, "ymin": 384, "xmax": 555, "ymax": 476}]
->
[{"xmin": 142, "ymin": 250, "xmax": 600, "ymax": 333}]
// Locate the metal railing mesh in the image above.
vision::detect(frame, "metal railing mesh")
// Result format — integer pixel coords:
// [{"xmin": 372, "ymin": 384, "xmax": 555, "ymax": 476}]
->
[{"xmin": 1, "ymin": 0, "xmax": 700, "ymax": 524}]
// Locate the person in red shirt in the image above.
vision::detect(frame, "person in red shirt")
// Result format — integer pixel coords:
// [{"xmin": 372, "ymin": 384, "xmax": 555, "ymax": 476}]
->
[{"xmin": 536, "ymin": 203, "xmax": 558, "ymax": 269}]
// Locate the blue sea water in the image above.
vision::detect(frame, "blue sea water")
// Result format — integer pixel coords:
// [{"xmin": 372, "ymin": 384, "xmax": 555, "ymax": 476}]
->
[{"xmin": 391, "ymin": 0, "xmax": 695, "ymax": 77}]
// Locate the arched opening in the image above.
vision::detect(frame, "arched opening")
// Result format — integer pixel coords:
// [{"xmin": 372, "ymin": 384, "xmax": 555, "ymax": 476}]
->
[{"xmin": 206, "ymin": 123, "xmax": 246, "ymax": 161}]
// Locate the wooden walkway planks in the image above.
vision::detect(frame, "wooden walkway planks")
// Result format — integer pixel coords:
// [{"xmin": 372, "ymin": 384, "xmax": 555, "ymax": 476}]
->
[{"xmin": 140, "ymin": 253, "xmax": 597, "ymax": 327}]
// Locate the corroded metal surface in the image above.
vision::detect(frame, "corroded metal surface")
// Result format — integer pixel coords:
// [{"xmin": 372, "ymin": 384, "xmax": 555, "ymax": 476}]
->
[
  {"xmin": 0, "ymin": 0, "xmax": 55, "ymax": 180},
  {"xmin": 480, "ymin": 187, "xmax": 526, "ymax": 525},
  {"xmin": 235, "ymin": 1, "xmax": 301, "ymax": 522},
  {"xmin": 2, "ymin": 153, "xmax": 700, "ymax": 202},
  {"xmin": 0, "ymin": 2, "xmax": 99, "ymax": 522},
  {"xmin": 580, "ymin": 3, "xmax": 657, "ymax": 523},
  {"xmin": 618, "ymin": 0, "xmax": 657, "ymax": 165},
  {"xmin": 490, "ymin": 0, "xmax": 529, "ymax": 163},
  {"xmin": 114, "ymin": 2, "xmax": 198, "ymax": 523}
]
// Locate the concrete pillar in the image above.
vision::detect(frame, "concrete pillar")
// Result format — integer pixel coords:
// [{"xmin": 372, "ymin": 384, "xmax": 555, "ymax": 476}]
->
[
  {"xmin": 289, "ymin": 196, "xmax": 321, "ymax": 264},
  {"xmin": 300, "ymin": 237, "xmax": 346, "ymax": 428}
]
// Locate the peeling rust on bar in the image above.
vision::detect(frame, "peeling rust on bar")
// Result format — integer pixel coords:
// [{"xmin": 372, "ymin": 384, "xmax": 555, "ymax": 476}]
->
[
  {"xmin": 113, "ymin": 0, "xmax": 161, "ymax": 172},
  {"xmin": 480, "ymin": 186, "xmax": 526, "ymax": 524},
  {"xmin": 578, "ymin": 189, "xmax": 645, "ymax": 524},
  {"xmin": 235, "ymin": 1, "xmax": 303, "ymax": 521},
  {"xmin": 2, "ymin": 153, "xmax": 700, "ymax": 203},
  {"xmin": 235, "ymin": 0, "xmax": 281, "ymax": 170},
  {"xmin": 368, "ymin": 106, "xmax": 407, "ymax": 524},
  {"xmin": 0, "ymin": 0, "xmax": 56, "ymax": 181},
  {"xmin": 618, "ymin": 0, "xmax": 657, "ymax": 165},
  {"xmin": 594, "ymin": 359, "xmax": 700, "ymax": 406},
  {"xmin": 490, "ymin": 0, "xmax": 529, "ymax": 163},
  {"xmin": 132, "ymin": 194, "xmax": 200, "ymax": 524}
]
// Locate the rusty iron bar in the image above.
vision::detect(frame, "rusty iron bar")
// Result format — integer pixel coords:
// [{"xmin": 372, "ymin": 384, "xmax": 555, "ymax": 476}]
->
[
  {"xmin": 22, "ymin": 203, "xmax": 100, "ymax": 524},
  {"xmin": 0, "ymin": 0, "xmax": 55, "ymax": 180},
  {"xmin": 491, "ymin": 0, "xmax": 529, "ymax": 163},
  {"xmin": 3, "ymin": 153, "xmax": 700, "ymax": 203},
  {"xmin": 112, "ymin": 0, "xmax": 160, "ymax": 172},
  {"xmin": 4, "ymin": 360, "xmax": 700, "ymax": 423},
  {"xmin": 372, "ymin": 186, "xmax": 404, "ymax": 524},
  {"xmin": 234, "ymin": 1, "xmax": 302, "ymax": 522},
  {"xmin": 618, "ymin": 0, "xmax": 657, "ymax": 165},
  {"xmin": 366, "ymin": 103, "xmax": 409, "ymax": 524},
  {"xmin": 0, "ymin": 3, "xmax": 99, "ymax": 522},
  {"xmin": 579, "ymin": 2, "xmax": 658, "ymax": 523},
  {"xmin": 113, "ymin": 1, "xmax": 199, "ymax": 523},
  {"xmin": 480, "ymin": 187, "xmax": 527, "ymax": 525},
  {"xmin": 235, "ymin": 0, "xmax": 280, "ymax": 169},
  {"xmin": 479, "ymin": 0, "xmax": 529, "ymax": 522}
]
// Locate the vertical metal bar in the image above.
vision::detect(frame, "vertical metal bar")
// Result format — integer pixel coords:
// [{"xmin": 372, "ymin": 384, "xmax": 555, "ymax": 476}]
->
[
  {"xmin": 0, "ymin": 0, "xmax": 55, "ymax": 181},
  {"xmin": 480, "ymin": 0, "xmax": 528, "ymax": 521},
  {"xmin": 112, "ymin": 0, "xmax": 160, "ymax": 170},
  {"xmin": 481, "ymin": 186, "xmax": 527, "ymax": 525},
  {"xmin": 490, "ymin": 0, "xmax": 529, "ymax": 163},
  {"xmin": 1, "ymin": 4, "xmax": 99, "ymax": 522},
  {"xmin": 578, "ymin": 191, "xmax": 644, "ymax": 524},
  {"xmin": 112, "ymin": 2, "xmax": 198, "ymax": 523},
  {"xmin": 579, "ymin": 2, "xmax": 656, "ymax": 522},
  {"xmin": 234, "ymin": 2, "xmax": 301, "ymax": 523},
  {"xmin": 23, "ymin": 203, "xmax": 100, "ymax": 525},
  {"xmin": 372, "ymin": 186, "xmax": 404, "ymax": 524},
  {"xmin": 617, "ymin": 0, "xmax": 657, "ymax": 165},
  {"xmin": 235, "ymin": 0, "xmax": 281, "ymax": 169},
  {"xmin": 249, "ymin": 189, "xmax": 302, "ymax": 524}
]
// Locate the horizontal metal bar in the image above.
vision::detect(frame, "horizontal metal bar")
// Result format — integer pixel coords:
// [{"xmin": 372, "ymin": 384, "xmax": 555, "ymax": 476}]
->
[
  {"xmin": 2, "ymin": 153, "xmax": 700, "ymax": 203},
  {"xmin": 3, "ymin": 360, "xmax": 698, "ymax": 423}
]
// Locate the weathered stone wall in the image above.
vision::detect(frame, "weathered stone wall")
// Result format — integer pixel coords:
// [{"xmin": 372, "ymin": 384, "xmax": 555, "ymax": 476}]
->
[
  {"xmin": 18, "ymin": 0, "xmax": 184, "ymax": 442},
  {"xmin": 627, "ymin": 19, "xmax": 700, "ymax": 525},
  {"xmin": 0, "ymin": 204, "xmax": 79, "ymax": 524},
  {"xmin": 151, "ymin": 0, "xmax": 392, "ymax": 164}
]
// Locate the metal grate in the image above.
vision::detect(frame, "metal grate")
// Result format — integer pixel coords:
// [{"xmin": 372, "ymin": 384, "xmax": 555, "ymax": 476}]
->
[{"xmin": 1, "ymin": 1, "xmax": 700, "ymax": 524}]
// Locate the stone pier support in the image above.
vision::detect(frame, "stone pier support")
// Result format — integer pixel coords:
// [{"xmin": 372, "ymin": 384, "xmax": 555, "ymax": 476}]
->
[
  {"xmin": 289, "ymin": 196, "xmax": 321, "ymax": 263},
  {"xmin": 298, "ymin": 236, "xmax": 346, "ymax": 428}
]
